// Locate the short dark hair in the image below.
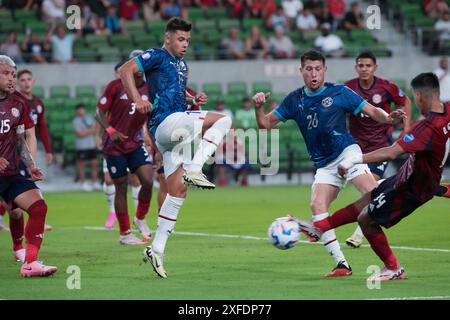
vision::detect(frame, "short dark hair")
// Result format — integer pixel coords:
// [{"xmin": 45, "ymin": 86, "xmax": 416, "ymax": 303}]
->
[
  {"xmin": 17, "ymin": 69, "xmax": 32, "ymax": 79},
  {"xmin": 75, "ymin": 103, "xmax": 86, "ymax": 110},
  {"xmin": 166, "ymin": 17, "xmax": 192, "ymax": 33},
  {"xmin": 410, "ymin": 72, "xmax": 440, "ymax": 95},
  {"xmin": 114, "ymin": 61, "xmax": 125, "ymax": 72},
  {"xmin": 356, "ymin": 51, "xmax": 377, "ymax": 64},
  {"xmin": 300, "ymin": 50, "xmax": 326, "ymax": 66}
]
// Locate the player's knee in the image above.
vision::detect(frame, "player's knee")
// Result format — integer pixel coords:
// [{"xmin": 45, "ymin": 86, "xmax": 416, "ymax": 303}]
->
[
  {"xmin": 27, "ymin": 199, "xmax": 47, "ymax": 218},
  {"xmin": 113, "ymin": 178, "xmax": 128, "ymax": 193},
  {"xmin": 310, "ymin": 201, "xmax": 326, "ymax": 214},
  {"xmin": 140, "ymin": 178, "xmax": 153, "ymax": 191},
  {"xmin": 10, "ymin": 208, "xmax": 23, "ymax": 220},
  {"xmin": 220, "ymin": 115, "xmax": 232, "ymax": 130}
]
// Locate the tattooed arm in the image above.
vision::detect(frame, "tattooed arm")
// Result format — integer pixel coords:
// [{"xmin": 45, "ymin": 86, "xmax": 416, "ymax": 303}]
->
[{"xmin": 17, "ymin": 132, "xmax": 43, "ymax": 181}]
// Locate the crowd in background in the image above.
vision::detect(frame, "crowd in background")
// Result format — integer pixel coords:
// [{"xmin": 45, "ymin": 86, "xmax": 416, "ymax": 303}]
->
[{"xmin": 0, "ymin": 0, "xmax": 369, "ymax": 62}]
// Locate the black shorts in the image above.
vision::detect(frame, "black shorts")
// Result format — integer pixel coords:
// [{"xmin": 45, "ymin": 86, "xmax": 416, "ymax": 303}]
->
[
  {"xmin": 0, "ymin": 174, "xmax": 39, "ymax": 204},
  {"xmin": 368, "ymin": 175, "xmax": 427, "ymax": 229},
  {"xmin": 76, "ymin": 149, "xmax": 98, "ymax": 161}
]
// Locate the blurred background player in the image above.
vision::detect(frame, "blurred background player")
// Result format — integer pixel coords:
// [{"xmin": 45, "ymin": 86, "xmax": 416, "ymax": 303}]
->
[
  {"xmin": 96, "ymin": 51, "xmax": 154, "ymax": 245},
  {"xmin": 252, "ymin": 50, "xmax": 405, "ymax": 277},
  {"xmin": 0, "ymin": 55, "xmax": 56, "ymax": 277},
  {"xmin": 297, "ymin": 72, "xmax": 450, "ymax": 281},
  {"xmin": 344, "ymin": 51, "xmax": 412, "ymax": 248},
  {"xmin": 119, "ymin": 17, "xmax": 232, "ymax": 278}
]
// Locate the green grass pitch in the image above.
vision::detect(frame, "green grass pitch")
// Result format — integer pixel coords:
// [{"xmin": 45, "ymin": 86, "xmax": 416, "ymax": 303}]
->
[{"xmin": 1, "ymin": 185, "xmax": 450, "ymax": 300}]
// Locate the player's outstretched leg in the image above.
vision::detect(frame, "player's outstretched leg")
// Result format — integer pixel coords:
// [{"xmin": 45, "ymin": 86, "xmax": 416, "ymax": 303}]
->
[
  {"xmin": 346, "ymin": 225, "xmax": 364, "ymax": 248},
  {"xmin": 183, "ymin": 113, "xmax": 231, "ymax": 189},
  {"xmin": 358, "ymin": 210, "xmax": 406, "ymax": 282},
  {"xmin": 133, "ymin": 165, "xmax": 154, "ymax": 241},
  {"xmin": 143, "ymin": 166, "xmax": 186, "ymax": 278},
  {"xmin": 103, "ymin": 182, "xmax": 116, "ymax": 229}
]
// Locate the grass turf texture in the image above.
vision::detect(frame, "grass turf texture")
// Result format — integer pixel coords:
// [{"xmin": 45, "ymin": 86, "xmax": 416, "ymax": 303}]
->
[{"xmin": 1, "ymin": 185, "xmax": 449, "ymax": 300}]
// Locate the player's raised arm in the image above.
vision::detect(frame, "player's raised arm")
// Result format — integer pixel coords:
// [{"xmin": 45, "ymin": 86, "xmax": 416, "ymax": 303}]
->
[
  {"xmin": 398, "ymin": 95, "xmax": 412, "ymax": 135},
  {"xmin": 252, "ymin": 92, "xmax": 281, "ymax": 129},
  {"xmin": 360, "ymin": 102, "xmax": 406, "ymax": 125},
  {"xmin": 118, "ymin": 59, "xmax": 151, "ymax": 114}
]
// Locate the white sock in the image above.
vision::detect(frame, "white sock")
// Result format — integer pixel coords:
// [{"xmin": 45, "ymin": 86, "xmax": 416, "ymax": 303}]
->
[
  {"xmin": 188, "ymin": 116, "xmax": 232, "ymax": 173},
  {"xmin": 152, "ymin": 195, "xmax": 184, "ymax": 254},
  {"xmin": 103, "ymin": 183, "xmax": 115, "ymax": 213},
  {"xmin": 353, "ymin": 225, "xmax": 364, "ymax": 238},
  {"xmin": 312, "ymin": 212, "xmax": 348, "ymax": 267},
  {"xmin": 132, "ymin": 185, "xmax": 141, "ymax": 213}
]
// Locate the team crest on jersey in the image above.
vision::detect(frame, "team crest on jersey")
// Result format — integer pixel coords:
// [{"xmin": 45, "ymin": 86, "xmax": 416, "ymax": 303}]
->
[
  {"xmin": 372, "ymin": 94, "xmax": 382, "ymax": 104},
  {"xmin": 403, "ymin": 133, "xmax": 415, "ymax": 142},
  {"xmin": 142, "ymin": 95, "xmax": 148, "ymax": 101},
  {"xmin": 11, "ymin": 108, "xmax": 19, "ymax": 118},
  {"xmin": 36, "ymin": 105, "xmax": 43, "ymax": 113},
  {"xmin": 142, "ymin": 51, "xmax": 151, "ymax": 60},
  {"xmin": 322, "ymin": 97, "xmax": 333, "ymax": 108},
  {"xmin": 100, "ymin": 97, "xmax": 107, "ymax": 105}
]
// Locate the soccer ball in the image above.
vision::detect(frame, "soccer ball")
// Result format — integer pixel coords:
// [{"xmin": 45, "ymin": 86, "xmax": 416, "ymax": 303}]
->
[{"xmin": 268, "ymin": 217, "xmax": 301, "ymax": 250}]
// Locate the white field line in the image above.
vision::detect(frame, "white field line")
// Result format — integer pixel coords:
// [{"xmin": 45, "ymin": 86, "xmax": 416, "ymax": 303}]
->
[
  {"xmin": 366, "ymin": 296, "xmax": 450, "ymax": 300},
  {"xmin": 55, "ymin": 226, "xmax": 450, "ymax": 254}
]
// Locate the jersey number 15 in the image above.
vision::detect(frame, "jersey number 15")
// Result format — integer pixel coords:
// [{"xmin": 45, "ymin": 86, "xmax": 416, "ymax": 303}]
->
[{"xmin": 0, "ymin": 119, "xmax": 11, "ymax": 134}]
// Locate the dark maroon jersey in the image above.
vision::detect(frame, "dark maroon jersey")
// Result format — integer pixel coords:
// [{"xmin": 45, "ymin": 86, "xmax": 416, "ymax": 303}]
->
[
  {"xmin": 346, "ymin": 77, "xmax": 407, "ymax": 152},
  {"xmin": 0, "ymin": 93, "xmax": 35, "ymax": 176},
  {"xmin": 395, "ymin": 103, "xmax": 450, "ymax": 202},
  {"xmin": 97, "ymin": 79, "xmax": 149, "ymax": 156}
]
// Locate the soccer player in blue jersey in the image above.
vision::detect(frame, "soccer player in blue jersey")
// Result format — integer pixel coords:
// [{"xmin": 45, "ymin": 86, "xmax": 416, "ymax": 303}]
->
[
  {"xmin": 252, "ymin": 50, "xmax": 406, "ymax": 277},
  {"xmin": 118, "ymin": 17, "xmax": 232, "ymax": 278}
]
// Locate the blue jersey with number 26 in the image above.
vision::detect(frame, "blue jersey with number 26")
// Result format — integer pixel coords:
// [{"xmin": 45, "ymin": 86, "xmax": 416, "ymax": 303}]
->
[{"xmin": 274, "ymin": 82, "xmax": 366, "ymax": 168}]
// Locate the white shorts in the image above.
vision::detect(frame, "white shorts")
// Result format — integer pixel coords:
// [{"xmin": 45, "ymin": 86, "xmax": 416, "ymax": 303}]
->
[
  {"xmin": 155, "ymin": 110, "xmax": 208, "ymax": 177},
  {"xmin": 313, "ymin": 144, "xmax": 371, "ymax": 189}
]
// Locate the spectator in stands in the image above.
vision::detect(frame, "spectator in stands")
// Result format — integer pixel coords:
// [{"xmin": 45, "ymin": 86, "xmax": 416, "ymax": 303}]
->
[
  {"xmin": 161, "ymin": 0, "xmax": 187, "ymax": 20},
  {"xmin": 296, "ymin": 7, "xmax": 319, "ymax": 35},
  {"xmin": 433, "ymin": 57, "xmax": 450, "ymax": 102},
  {"xmin": 86, "ymin": 0, "xmax": 110, "ymax": 17},
  {"xmin": 21, "ymin": 32, "xmax": 51, "ymax": 63},
  {"xmin": 268, "ymin": 25, "xmax": 297, "ymax": 59},
  {"xmin": 220, "ymin": 27, "xmax": 246, "ymax": 60},
  {"xmin": 266, "ymin": 5, "xmax": 290, "ymax": 32},
  {"xmin": 432, "ymin": 11, "xmax": 450, "ymax": 54},
  {"xmin": 248, "ymin": 0, "xmax": 264, "ymax": 18},
  {"xmin": 195, "ymin": 0, "xmax": 220, "ymax": 9},
  {"xmin": 140, "ymin": 0, "xmax": 162, "ymax": 21},
  {"xmin": 101, "ymin": 5, "xmax": 127, "ymax": 34},
  {"xmin": 245, "ymin": 25, "xmax": 269, "ymax": 59},
  {"xmin": 214, "ymin": 98, "xmax": 234, "ymax": 119},
  {"xmin": 317, "ymin": 4, "xmax": 338, "ymax": 30},
  {"xmin": 327, "ymin": 0, "xmax": 345, "ymax": 19},
  {"xmin": 423, "ymin": 0, "xmax": 450, "ymax": 19},
  {"xmin": 262, "ymin": 0, "xmax": 277, "ymax": 22},
  {"xmin": 81, "ymin": 3, "xmax": 103, "ymax": 35},
  {"xmin": 342, "ymin": 1, "xmax": 364, "ymax": 32},
  {"xmin": 282, "ymin": 0, "xmax": 304, "ymax": 27},
  {"xmin": 0, "ymin": 32, "xmax": 24, "ymax": 64},
  {"xmin": 119, "ymin": 0, "xmax": 139, "ymax": 20},
  {"xmin": 230, "ymin": 0, "xmax": 249, "ymax": 19},
  {"xmin": 304, "ymin": 0, "xmax": 323, "ymax": 17},
  {"xmin": 73, "ymin": 103, "xmax": 101, "ymax": 192},
  {"xmin": 41, "ymin": 0, "xmax": 66, "ymax": 27},
  {"xmin": 314, "ymin": 22, "xmax": 344, "ymax": 57},
  {"xmin": 235, "ymin": 97, "xmax": 257, "ymax": 129},
  {"xmin": 216, "ymin": 133, "xmax": 250, "ymax": 187},
  {"xmin": 47, "ymin": 24, "xmax": 80, "ymax": 63}
]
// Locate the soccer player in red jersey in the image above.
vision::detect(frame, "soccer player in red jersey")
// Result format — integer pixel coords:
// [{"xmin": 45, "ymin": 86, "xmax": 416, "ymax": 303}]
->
[
  {"xmin": 96, "ymin": 58, "xmax": 155, "ymax": 245},
  {"xmin": 344, "ymin": 51, "xmax": 412, "ymax": 248},
  {"xmin": 296, "ymin": 72, "xmax": 450, "ymax": 281},
  {"xmin": 0, "ymin": 55, "xmax": 56, "ymax": 277}
]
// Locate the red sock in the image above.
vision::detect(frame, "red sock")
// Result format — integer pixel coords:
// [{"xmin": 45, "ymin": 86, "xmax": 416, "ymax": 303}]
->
[
  {"xmin": 314, "ymin": 204, "xmax": 360, "ymax": 232},
  {"xmin": 365, "ymin": 228, "xmax": 399, "ymax": 270},
  {"xmin": 136, "ymin": 199, "xmax": 150, "ymax": 220},
  {"xmin": 10, "ymin": 213, "xmax": 24, "ymax": 251},
  {"xmin": 116, "ymin": 211, "xmax": 130, "ymax": 234},
  {"xmin": 25, "ymin": 200, "xmax": 47, "ymax": 263}
]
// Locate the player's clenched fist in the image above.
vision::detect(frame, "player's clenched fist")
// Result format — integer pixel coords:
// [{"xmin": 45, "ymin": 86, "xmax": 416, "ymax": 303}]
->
[
  {"xmin": 0, "ymin": 157, "xmax": 9, "ymax": 172},
  {"xmin": 387, "ymin": 109, "xmax": 407, "ymax": 125},
  {"xmin": 252, "ymin": 92, "xmax": 271, "ymax": 108},
  {"xmin": 194, "ymin": 92, "xmax": 207, "ymax": 106},
  {"xmin": 136, "ymin": 99, "xmax": 152, "ymax": 114}
]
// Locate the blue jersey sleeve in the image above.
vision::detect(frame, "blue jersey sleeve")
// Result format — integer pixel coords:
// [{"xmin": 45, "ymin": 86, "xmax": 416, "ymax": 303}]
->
[
  {"xmin": 340, "ymin": 86, "xmax": 366, "ymax": 115},
  {"xmin": 273, "ymin": 94, "xmax": 294, "ymax": 122},
  {"xmin": 134, "ymin": 49, "xmax": 163, "ymax": 72}
]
